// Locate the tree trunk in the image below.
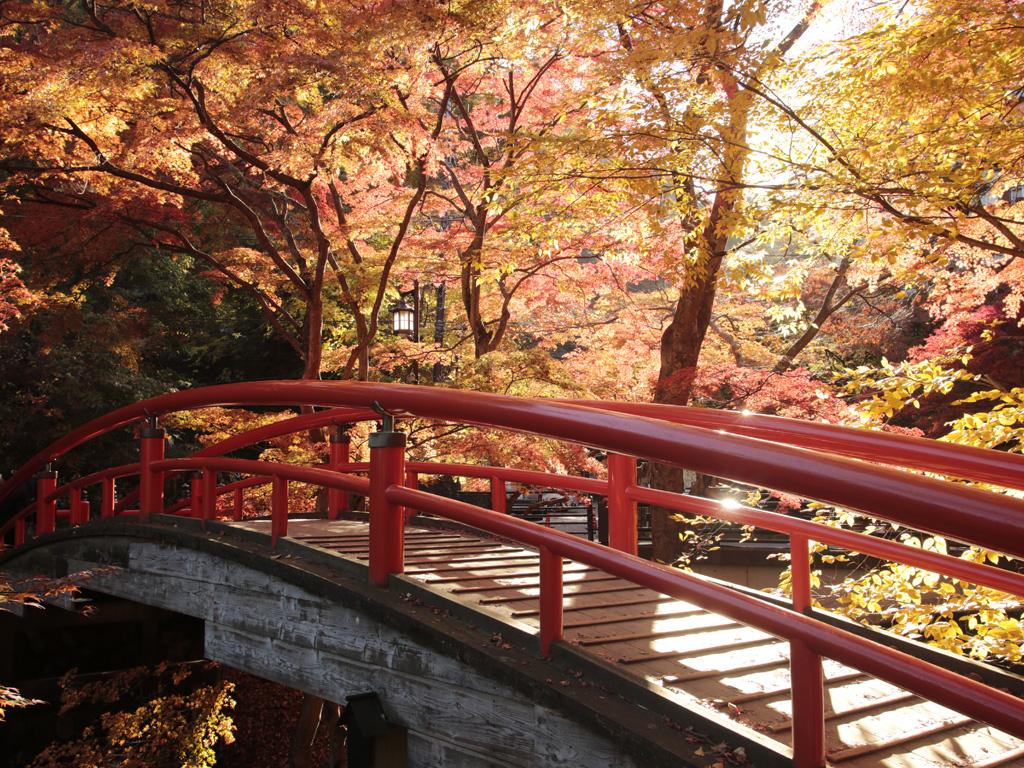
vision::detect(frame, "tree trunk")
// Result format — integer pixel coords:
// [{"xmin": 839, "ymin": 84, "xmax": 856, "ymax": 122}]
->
[
  {"xmin": 289, "ymin": 694, "xmax": 325, "ymax": 768},
  {"xmin": 655, "ymin": 254, "xmax": 724, "ymax": 406},
  {"xmin": 649, "ymin": 235, "xmax": 726, "ymax": 563},
  {"xmin": 302, "ymin": 292, "xmax": 325, "ymax": 382}
]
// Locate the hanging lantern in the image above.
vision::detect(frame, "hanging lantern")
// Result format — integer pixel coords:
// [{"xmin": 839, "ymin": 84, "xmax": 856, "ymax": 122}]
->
[{"xmin": 390, "ymin": 298, "xmax": 414, "ymax": 337}]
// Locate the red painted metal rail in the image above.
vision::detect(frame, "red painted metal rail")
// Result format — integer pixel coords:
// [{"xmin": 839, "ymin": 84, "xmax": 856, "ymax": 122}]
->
[{"xmin": 3, "ymin": 380, "xmax": 1024, "ymax": 768}]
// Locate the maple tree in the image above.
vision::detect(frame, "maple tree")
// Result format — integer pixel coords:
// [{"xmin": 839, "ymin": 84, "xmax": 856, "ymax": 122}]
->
[
  {"xmin": 0, "ymin": 256, "xmax": 37, "ymax": 334},
  {"xmin": 419, "ymin": 18, "xmax": 576, "ymax": 359},
  {"xmin": 514, "ymin": 0, "xmax": 872, "ymax": 561},
  {"xmin": 27, "ymin": 663, "xmax": 235, "ymax": 768},
  {"xmin": 750, "ymin": 0, "xmax": 1024, "ymax": 664},
  {"xmin": 549, "ymin": 0, "xmax": 839, "ymax": 404},
  {"xmin": 0, "ymin": 248, "xmax": 302, "ymax": 476},
  {"xmin": 0, "ymin": 0, "xmax": 461, "ymax": 382},
  {"xmin": 775, "ymin": 0, "xmax": 1024, "ymax": 266},
  {"xmin": 1, "ymin": 0, "xmax": 640, "ymax": 396},
  {"xmin": 804, "ymin": 0, "xmax": 1024, "ymax": 443}
]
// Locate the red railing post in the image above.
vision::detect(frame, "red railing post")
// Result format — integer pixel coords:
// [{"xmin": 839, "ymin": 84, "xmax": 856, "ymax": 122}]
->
[
  {"xmin": 101, "ymin": 476, "xmax": 115, "ymax": 519},
  {"xmin": 202, "ymin": 468, "xmax": 216, "ymax": 522},
  {"xmin": 539, "ymin": 546, "xmax": 564, "ymax": 657},
  {"xmin": 15, "ymin": 518, "xmax": 25, "ymax": 546},
  {"xmin": 233, "ymin": 486, "xmax": 244, "ymax": 521},
  {"xmin": 790, "ymin": 534, "xmax": 825, "ymax": 768},
  {"xmin": 491, "ymin": 475, "xmax": 507, "ymax": 514},
  {"xmin": 139, "ymin": 420, "xmax": 165, "ymax": 522},
  {"xmin": 369, "ymin": 424, "xmax": 406, "ymax": 587},
  {"xmin": 36, "ymin": 470, "xmax": 57, "ymax": 535},
  {"xmin": 68, "ymin": 489, "xmax": 84, "ymax": 528},
  {"xmin": 405, "ymin": 469, "xmax": 419, "ymax": 522},
  {"xmin": 272, "ymin": 475, "xmax": 288, "ymax": 547},
  {"xmin": 608, "ymin": 453, "xmax": 638, "ymax": 555},
  {"xmin": 190, "ymin": 475, "xmax": 203, "ymax": 519},
  {"xmin": 328, "ymin": 431, "xmax": 351, "ymax": 519},
  {"xmin": 70, "ymin": 489, "xmax": 90, "ymax": 528}
]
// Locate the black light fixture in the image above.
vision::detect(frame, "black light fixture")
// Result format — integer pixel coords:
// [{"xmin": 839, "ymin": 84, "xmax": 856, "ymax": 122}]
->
[
  {"xmin": 390, "ymin": 297, "xmax": 415, "ymax": 337},
  {"xmin": 391, "ymin": 283, "xmax": 421, "ymax": 384}
]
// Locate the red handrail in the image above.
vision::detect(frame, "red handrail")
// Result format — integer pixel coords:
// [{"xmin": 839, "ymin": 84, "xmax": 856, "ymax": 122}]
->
[
  {"xmin": 386, "ymin": 485, "xmax": 1024, "ymax": 739},
  {"xmin": 188, "ymin": 408, "xmax": 378, "ymax": 458},
  {"xmin": 5, "ymin": 380, "xmax": 1024, "ymax": 557},
  {"xmin": 564, "ymin": 399, "xmax": 1024, "ymax": 491},
  {"xmin": 107, "ymin": 408, "xmax": 379, "ymax": 517},
  {"xmin": 1, "ymin": 465, "xmax": 143, "ymax": 544},
  {"xmin": 164, "ymin": 475, "xmax": 272, "ymax": 518},
  {"xmin": 625, "ymin": 486, "xmax": 1024, "ymax": 599},
  {"xmin": 149, "ymin": 458, "xmax": 372, "ymax": 544}
]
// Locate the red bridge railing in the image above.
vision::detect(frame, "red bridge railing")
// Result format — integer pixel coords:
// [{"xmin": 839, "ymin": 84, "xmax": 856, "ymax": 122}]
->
[{"xmin": 2, "ymin": 380, "xmax": 1024, "ymax": 767}]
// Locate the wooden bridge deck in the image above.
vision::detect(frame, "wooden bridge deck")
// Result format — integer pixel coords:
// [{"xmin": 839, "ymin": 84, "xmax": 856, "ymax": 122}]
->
[{"xmin": 240, "ymin": 517, "xmax": 1024, "ymax": 768}]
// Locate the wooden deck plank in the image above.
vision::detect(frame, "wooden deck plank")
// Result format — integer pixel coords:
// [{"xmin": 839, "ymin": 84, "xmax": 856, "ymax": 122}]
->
[{"xmin": 424, "ymin": 565, "xmax": 590, "ymax": 583}]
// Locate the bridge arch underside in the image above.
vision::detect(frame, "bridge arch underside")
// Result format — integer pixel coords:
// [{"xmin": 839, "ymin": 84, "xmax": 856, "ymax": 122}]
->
[{"xmin": 1, "ymin": 521, "xmax": 762, "ymax": 768}]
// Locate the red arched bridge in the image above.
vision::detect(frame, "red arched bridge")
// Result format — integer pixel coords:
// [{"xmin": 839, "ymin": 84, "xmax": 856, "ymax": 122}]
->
[{"xmin": 3, "ymin": 381, "xmax": 1024, "ymax": 768}]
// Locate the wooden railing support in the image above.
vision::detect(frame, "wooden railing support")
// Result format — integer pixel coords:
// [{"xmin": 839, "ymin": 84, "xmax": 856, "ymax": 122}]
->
[
  {"xmin": 790, "ymin": 534, "xmax": 826, "ymax": 768},
  {"xmin": 233, "ymin": 486, "xmax": 244, "ymax": 521},
  {"xmin": 608, "ymin": 453, "xmax": 638, "ymax": 555},
  {"xmin": 36, "ymin": 471, "xmax": 57, "ymax": 535},
  {"xmin": 101, "ymin": 476, "xmax": 115, "ymax": 519},
  {"xmin": 491, "ymin": 475, "xmax": 507, "ymax": 514},
  {"xmin": 368, "ymin": 428, "xmax": 406, "ymax": 587},
  {"xmin": 202, "ymin": 468, "xmax": 216, "ymax": 522},
  {"xmin": 539, "ymin": 546, "xmax": 564, "ymax": 657},
  {"xmin": 69, "ymin": 489, "xmax": 89, "ymax": 525},
  {"xmin": 272, "ymin": 475, "xmax": 289, "ymax": 546},
  {"xmin": 405, "ymin": 469, "xmax": 419, "ymax": 522},
  {"xmin": 190, "ymin": 475, "xmax": 203, "ymax": 519},
  {"xmin": 139, "ymin": 424, "xmax": 165, "ymax": 522},
  {"xmin": 328, "ymin": 431, "xmax": 351, "ymax": 519}
]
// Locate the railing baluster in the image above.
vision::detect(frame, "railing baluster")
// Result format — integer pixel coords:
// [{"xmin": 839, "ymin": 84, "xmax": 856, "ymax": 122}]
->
[
  {"xmin": 139, "ymin": 421, "xmax": 165, "ymax": 522},
  {"xmin": 271, "ymin": 475, "xmax": 288, "ymax": 547},
  {"xmin": 69, "ymin": 488, "xmax": 86, "ymax": 525},
  {"xmin": 329, "ymin": 431, "xmax": 351, "ymax": 519},
  {"xmin": 233, "ymin": 486, "xmax": 244, "ymax": 521},
  {"xmin": 190, "ymin": 475, "xmax": 203, "ymax": 519},
  {"xmin": 202, "ymin": 468, "xmax": 216, "ymax": 522},
  {"xmin": 368, "ymin": 426, "xmax": 406, "ymax": 587},
  {"xmin": 790, "ymin": 534, "xmax": 825, "ymax": 768},
  {"xmin": 101, "ymin": 476, "xmax": 115, "ymax": 519},
  {"xmin": 404, "ymin": 468, "xmax": 419, "ymax": 522},
  {"xmin": 491, "ymin": 475, "xmax": 507, "ymax": 514},
  {"xmin": 608, "ymin": 453, "xmax": 638, "ymax": 555},
  {"xmin": 37, "ymin": 470, "xmax": 57, "ymax": 535},
  {"xmin": 539, "ymin": 546, "xmax": 564, "ymax": 657}
]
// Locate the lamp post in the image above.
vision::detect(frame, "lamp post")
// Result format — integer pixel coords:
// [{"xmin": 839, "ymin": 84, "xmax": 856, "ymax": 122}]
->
[{"xmin": 390, "ymin": 281, "xmax": 420, "ymax": 384}]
